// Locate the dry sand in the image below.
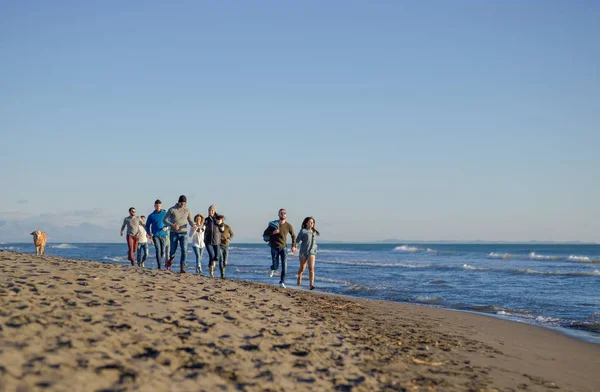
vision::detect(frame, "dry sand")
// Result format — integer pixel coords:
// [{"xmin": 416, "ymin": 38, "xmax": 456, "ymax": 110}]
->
[{"xmin": 0, "ymin": 250, "xmax": 598, "ymax": 391}]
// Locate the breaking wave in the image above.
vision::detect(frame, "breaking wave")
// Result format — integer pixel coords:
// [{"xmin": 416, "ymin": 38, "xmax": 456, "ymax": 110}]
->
[
  {"xmin": 393, "ymin": 245, "xmax": 422, "ymax": 253},
  {"xmin": 529, "ymin": 252, "xmax": 560, "ymax": 260},
  {"xmin": 51, "ymin": 244, "xmax": 77, "ymax": 249}
]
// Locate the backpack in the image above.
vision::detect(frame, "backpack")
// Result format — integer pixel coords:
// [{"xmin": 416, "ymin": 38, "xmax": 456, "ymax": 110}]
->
[{"xmin": 263, "ymin": 220, "xmax": 279, "ymax": 242}]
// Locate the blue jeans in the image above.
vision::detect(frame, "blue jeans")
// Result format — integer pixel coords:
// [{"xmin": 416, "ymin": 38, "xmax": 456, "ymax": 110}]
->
[
  {"xmin": 270, "ymin": 247, "xmax": 288, "ymax": 284},
  {"xmin": 137, "ymin": 242, "xmax": 148, "ymax": 265},
  {"xmin": 192, "ymin": 246, "xmax": 205, "ymax": 275},
  {"xmin": 206, "ymin": 244, "xmax": 224, "ymax": 275},
  {"xmin": 221, "ymin": 245, "xmax": 230, "ymax": 266},
  {"xmin": 152, "ymin": 235, "xmax": 167, "ymax": 268},
  {"xmin": 169, "ymin": 232, "xmax": 188, "ymax": 271}
]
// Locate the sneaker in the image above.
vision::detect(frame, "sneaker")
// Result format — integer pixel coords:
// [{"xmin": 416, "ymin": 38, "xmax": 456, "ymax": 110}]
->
[
  {"xmin": 280, "ymin": 282, "xmax": 286, "ymax": 289},
  {"xmin": 269, "ymin": 270, "xmax": 274, "ymax": 278},
  {"xmin": 166, "ymin": 256, "xmax": 174, "ymax": 269},
  {"xmin": 309, "ymin": 285, "xmax": 316, "ymax": 290}
]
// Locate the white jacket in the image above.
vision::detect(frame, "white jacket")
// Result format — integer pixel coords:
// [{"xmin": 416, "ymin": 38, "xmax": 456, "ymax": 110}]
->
[
  {"xmin": 138, "ymin": 225, "xmax": 148, "ymax": 244},
  {"xmin": 189, "ymin": 225, "xmax": 206, "ymax": 248}
]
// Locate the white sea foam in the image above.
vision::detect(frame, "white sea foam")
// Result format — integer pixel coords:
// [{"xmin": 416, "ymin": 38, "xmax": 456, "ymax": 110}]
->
[
  {"xmin": 319, "ymin": 259, "xmax": 430, "ymax": 268},
  {"xmin": 529, "ymin": 252, "xmax": 560, "ymax": 260},
  {"xmin": 488, "ymin": 252, "xmax": 512, "ymax": 259},
  {"xmin": 103, "ymin": 256, "xmax": 128, "ymax": 262},
  {"xmin": 51, "ymin": 244, "xmax": 77, "ymax": 249},
  {"xmin": 513, "ymin": 268, "xmax": 600, "ymax": 277},
  {"xmin": 393, "ymin": 245, "xmax": 422, "ymax": 253},
  {"xmin": 535, "ymin": 316, "xmax": 560, "ymax": 323},
  {"xmin": 462, "ymin": 264, "xmax": 489, "ymax": 271},
  {"xmin": 415, "ymin": 296, "xmax": 443, "ymax": 304},
  {"xmin": 315, "ymin": 276, "xmax": 353, "ymax": 285},
  {"xmin": 0, "ymin": 246, "xmax": 19, "ymax": 250},
  {"xmin": 568, "ymin": 255, "xmax": 591, "ymax": 262}
]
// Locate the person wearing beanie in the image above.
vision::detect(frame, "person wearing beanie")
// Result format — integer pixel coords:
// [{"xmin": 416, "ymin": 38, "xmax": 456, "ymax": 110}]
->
[
  {"xmin": 204, "ymin": 204, "xmax": 225, "ymax": 278},
  {"xmin": 163, "ymin": 195, "xmax": 197, "ymax": 273}
]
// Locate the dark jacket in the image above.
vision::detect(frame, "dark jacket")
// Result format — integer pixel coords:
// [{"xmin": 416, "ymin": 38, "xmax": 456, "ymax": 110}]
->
[{"xmin": 204, "ymin": 216, "xmax": 225, "ymax": 246}]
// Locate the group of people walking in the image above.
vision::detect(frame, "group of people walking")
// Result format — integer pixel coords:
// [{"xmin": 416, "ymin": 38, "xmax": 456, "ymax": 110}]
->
[
  {"xmin": 120, "ymin": 196, "xmax": 233, "ymax": 278},
  {"xmin": 120, "ymin": 196, "xmax": 319, "ymax": 290}
]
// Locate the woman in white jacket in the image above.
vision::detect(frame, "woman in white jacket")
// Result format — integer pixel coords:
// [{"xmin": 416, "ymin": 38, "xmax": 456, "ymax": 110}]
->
[{"xmin": 189, "ymin": 214, "xmax": 206, "ymax": 275}]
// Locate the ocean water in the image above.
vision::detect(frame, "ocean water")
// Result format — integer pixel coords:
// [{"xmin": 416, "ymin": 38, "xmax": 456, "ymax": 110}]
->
[{"xmin": 2, "ymin": 242, "xmax": 599, "ymax": 343}]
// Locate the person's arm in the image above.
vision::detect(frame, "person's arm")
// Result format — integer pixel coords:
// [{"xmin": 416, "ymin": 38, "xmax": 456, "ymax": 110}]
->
[
  {"xmin": 296, "ymin": 230, "xmax": 304, "ymax": 245},
  {"xmin": 120, "ymin": 218, "xmax": 127, "ymax": 235},
  {"xmin": 289, "ymin": 224, "xmax": 297, "ymax": 249},
  {"xmin": 187, "ymin": 210, "xmax": 195, "ymax": 227},
  {"xmin": 145, "ymin": 214, "xmax": 152, "ymax": 234},
  {"xmin": 163, "ymin": 210, "xmax": 171, "ymax": 227},
  {"xmin": 189, "ymin": 226, "xmax": 195, "ymax": 238},
  {"xmin": 229, "ymin": 227, "xmax": 234, "ymax": 241}
]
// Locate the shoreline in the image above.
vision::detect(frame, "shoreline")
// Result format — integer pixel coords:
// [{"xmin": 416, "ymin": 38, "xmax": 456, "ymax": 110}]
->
[
  {"xmin": 3, "ymin": 242, "xmax": 598, "ymax": 345},
  {"xmin": 1, "ymin": 250, "xmax": 600, "ymax": 391}
]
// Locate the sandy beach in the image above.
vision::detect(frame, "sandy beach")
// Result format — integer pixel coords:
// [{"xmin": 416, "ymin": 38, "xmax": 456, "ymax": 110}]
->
[{"xmin": 0, "ymin": 250, "xmax": 598, "ymax": 391}]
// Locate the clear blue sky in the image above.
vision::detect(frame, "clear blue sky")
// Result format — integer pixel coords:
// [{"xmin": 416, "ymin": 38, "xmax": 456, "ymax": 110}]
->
[{"xmin": 1, "ymin": 1, "xmax": 598, "ymax": 242}]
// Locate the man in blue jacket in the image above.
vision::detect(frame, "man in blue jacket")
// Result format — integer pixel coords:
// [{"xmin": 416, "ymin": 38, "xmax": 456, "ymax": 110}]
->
[{"xmin": 146, "ymin": 199, "xmax": 168, "ymax": 269}]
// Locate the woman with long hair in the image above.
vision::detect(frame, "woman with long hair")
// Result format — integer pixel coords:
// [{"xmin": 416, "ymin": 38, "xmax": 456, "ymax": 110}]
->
[{"xmin": 296, "ymin": 216, "xmax": 319, "ymax": 290}]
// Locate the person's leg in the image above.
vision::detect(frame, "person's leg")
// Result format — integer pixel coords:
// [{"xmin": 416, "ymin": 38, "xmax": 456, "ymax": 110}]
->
[
  {"xmin": 167, "ymin": 232, "xmax": 178, "ymax": 270},
  {"xmin": 159, "ymin": 236, "xmax": 166, "ymax": 267},
  {"xmin": 193, "ymin": 246, "xmax": 200, "ymax": 274},
  {"xmin": 198, "ymin": 247, "xmax": 205, "ymax": 275},
  {"xmin": 206, "ymin": 245, "xmax": 216, "ymax": 277},
  {"xmin": 142, "ymin": 243, "xmax": 148, "ymax": 264},
  {"xmin": 136, "ymin": 242, "xmax": 142, "ymax": 266},
  {"xmin": 132, "ymin": 236, "xmax": 139, "ymax": 266},
  {"xmin": 179, "ymin": 233, "xmax": 188, "ymax": 272},
  {"xmin": 270, "ymin": 247, "xmax": 280, "ymax": 272},
  {"xmin": 280, "ymin": 248, "xmax": 288, "ymax": 284},
  {"xmin": 152, "ymin": 237, "xmax": 161, "ymax": 269},
  {"xmin": 165, "ymin": 235, "xmax": 170, "ymax": 257},
  {"xmin": 222, "ymin": 246, "xmax": 229, "ymax": 266},
  {"xmin": 308, "ymin": 255, "xmax": 316, "ymax": 289},
  {"xmin": 216, "ymin": 244, "xmax": 225, "ymax": 278},
  {"xmin": 126, "ymin": 235, "xmax": 135, "ymax": 265},
  {"xmin": 298, "ymin": 257, "xmax": 307, "ymax": 286}
]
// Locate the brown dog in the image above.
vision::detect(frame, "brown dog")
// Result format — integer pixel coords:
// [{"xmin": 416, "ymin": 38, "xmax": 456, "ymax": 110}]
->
[{"xmin": 30, "ymin": 230, "xmax": 47, "ymax": 256}]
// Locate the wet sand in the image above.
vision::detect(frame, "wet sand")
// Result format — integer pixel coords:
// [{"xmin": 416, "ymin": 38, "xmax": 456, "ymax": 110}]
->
[{"xmin": 1, "ymin": 250, "xmax": 599, "ymax": 391}]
